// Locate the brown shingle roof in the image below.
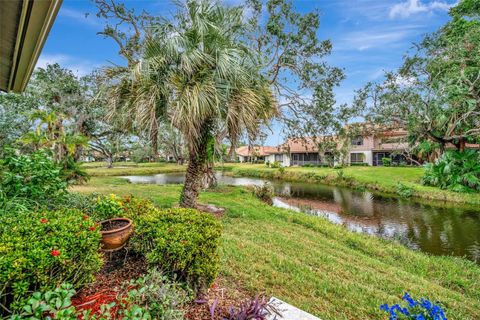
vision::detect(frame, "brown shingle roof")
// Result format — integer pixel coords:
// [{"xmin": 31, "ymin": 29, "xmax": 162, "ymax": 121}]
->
[{"xmin": 235, "ymin": 146, "xmax": 277, "ymax": 157}]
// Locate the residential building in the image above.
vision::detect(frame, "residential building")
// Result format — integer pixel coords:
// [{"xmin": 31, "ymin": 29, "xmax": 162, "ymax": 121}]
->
[
  {"xmin": 236, "ymin": 146, "xmax": 277, "ymax": 163},
  {"xmin": 236, "ymin": 128, "xmax": 412, "ymax": 167}
]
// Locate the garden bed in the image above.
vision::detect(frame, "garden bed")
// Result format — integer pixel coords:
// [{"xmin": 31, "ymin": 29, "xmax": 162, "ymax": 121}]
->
[{"xmin": 71, "ymin": 250, "xmax": 259, "ymax": 320}]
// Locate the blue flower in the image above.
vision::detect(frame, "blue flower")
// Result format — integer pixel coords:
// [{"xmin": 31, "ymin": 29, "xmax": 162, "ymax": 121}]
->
[{"xmin": 380, "ymin": 293, "xmax": 447, "ymax": 320}]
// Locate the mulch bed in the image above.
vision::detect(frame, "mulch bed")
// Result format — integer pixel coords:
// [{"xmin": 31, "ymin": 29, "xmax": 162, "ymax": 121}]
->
[
  {"xmin": 71, "ymin": 249, "xmax": 254, "ymax": 319},
  {"xmin": 72, "ymin": 250, "xmax": 147, "ymax": 316},
  {"xmin": 185, "ymin": 277, "xmax": 253, "ymax": 320}
]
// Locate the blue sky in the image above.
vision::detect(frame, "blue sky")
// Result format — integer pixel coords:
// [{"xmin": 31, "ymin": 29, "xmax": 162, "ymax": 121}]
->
[{"xmin": 37, "ymin": 0, "xmax": 457, "ymax": 146}]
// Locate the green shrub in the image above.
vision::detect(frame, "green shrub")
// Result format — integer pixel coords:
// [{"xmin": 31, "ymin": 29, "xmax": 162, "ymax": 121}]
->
[
  {"xmin": 0, "ymin": 208, "xmax": 102, "ymax": 314},
  {"xmin": 252, "ymin": 183, "xmax": 274, "ymax": 205},
  {"xmin": 66, "ymin": 194, "xmax": 223, "ymax": 290},
  {"xmin": 0, "ymin": 149, "xmax": 67, "ymax": 206},
  {"xmin": 127, "ymin": 205, "xmax": 222, "ymax": 289},
  {"xmin": 396, "ymin": 183, "xmax": 413, "ymax": 198},
  {"xmin": 422, "ymin": 150, "xmax": 480, "ymax": 192},
  {"xmin": 350, "ymin": 162, "xmax": 369, "ymax": 166},
  {"xmin": 270, "ymin": 161, "xmax": 281, "ymax": 168},
  {"xmin": 381, "ymin": 157, "xmax": 392, "ymax": 167}
]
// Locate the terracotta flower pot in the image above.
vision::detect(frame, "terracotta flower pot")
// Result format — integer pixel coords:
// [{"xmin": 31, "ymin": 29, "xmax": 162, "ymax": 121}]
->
[{"xmin": 99, "ymin": 218, "xmax": 133, "ymax": 251}]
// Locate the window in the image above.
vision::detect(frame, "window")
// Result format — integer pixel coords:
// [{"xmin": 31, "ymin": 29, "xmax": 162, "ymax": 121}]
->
[
  {"xmin": 275, "ymin": 154, "xmax": 283, "ymax": 161},
  {"xmin": 350, "ymin": 153, "xmax": 364, "ymax": 163},
  {"xmin": 351, "ymin": 135, "xmax": 364, "ymax": 146}
]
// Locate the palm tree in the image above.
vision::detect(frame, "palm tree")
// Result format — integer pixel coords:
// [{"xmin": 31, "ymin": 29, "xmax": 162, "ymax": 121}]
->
[{"xmin": 131, "ymin": 0, "xmax": 277, "ymax": 207}]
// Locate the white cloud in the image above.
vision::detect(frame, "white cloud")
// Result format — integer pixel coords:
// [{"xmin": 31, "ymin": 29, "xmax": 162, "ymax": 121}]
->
[
  {"xmin": 59, "ymin": 7, "xmax": 102, "ymax": 27},
  {"xmin": 336, "ymin": 26, "xmax": 419, "ymax": 51},
  {"xmin": 35, "ymin": 54, "xmax": 100, "ymax": 76},
  {"xmin": 389, "ymin": 0, "xmax": 455, "ymax": 19}
]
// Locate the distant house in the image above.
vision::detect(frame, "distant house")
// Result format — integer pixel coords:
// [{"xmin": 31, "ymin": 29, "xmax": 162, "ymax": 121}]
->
[
  {"xmin": 347, "ymin": 129, "xmax": 410, "ymax": 166},
  {"xmin": 237, "ymin": 128, "xmax": 414, "ymax": 167},
  {"xmin": 235, "ymin": 146, "xmax": 277, "ymax": 163}
]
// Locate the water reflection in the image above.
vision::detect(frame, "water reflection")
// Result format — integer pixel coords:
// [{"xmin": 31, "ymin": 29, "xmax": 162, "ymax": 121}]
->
[{"xmin": 121, "ymin": 172, "xmax": 480, "ymax": 264}]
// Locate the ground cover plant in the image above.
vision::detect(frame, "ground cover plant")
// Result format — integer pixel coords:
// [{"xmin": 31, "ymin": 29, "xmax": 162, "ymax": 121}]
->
[
  {"xmin": 9, "ymin": 269, "xmax": 190, "ymax": 320},
  {"xmin": 72, "ymin": 176, "xmax": 480, "ymax": 319}
]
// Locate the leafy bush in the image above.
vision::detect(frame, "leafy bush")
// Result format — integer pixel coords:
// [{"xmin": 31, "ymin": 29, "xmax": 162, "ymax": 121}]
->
[
  {"xmin": 302, "ymin": 163, "xmax": 329, "ymax": 168},
  {"xmin": 0, "ymin": 149, "xmax": 67, "ymax": 206},
  {"xmin": 0, "ymin": 208, "xmax": 102, "ymax": 314},
  {"xmin": 94, "ymin": 193, "xmax": 125, "ymax": 221},
  {"xmin": 270, "ymin": 161, "xmax": 281, "ymax": 168},
  {"xmin": 65, "ymin": 194, "xmax": 223, "ymax": 290},
  {"xmin": 396, "ymin": 183, "xmax": 414, "ymax": 198},
  {"xmin": 252, "ymin": 183, "xmax": 274, "ymax": 205},
  {"xmin": 130, "ymin": 207, "xmax": 222, "ymax": 289},
  {"xmin": 9, "ymin": 283, "xmax": 77, "ymax": 320},
  {"xmin": 380, "ymin": 292, "xmax": 447, "ymax": 320},
  {"xmin": 382, "ymin": 157, "xmax": 392, "ymax": 167},
  {"xmin": 60, "ymin": 156, "xmax": 89, "ymax": 185},
  {"xmin": 422, "ymin": 150, "xmax": 480, "ymax": 192}
]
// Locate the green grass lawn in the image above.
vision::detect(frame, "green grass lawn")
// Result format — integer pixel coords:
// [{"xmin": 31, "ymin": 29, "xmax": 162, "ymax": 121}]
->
[{"xmin": 73, "ymin": 176, "xmax": 480, "ymax": 320}]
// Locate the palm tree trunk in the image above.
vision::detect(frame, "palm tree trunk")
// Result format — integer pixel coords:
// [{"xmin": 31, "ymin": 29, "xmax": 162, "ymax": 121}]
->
[
  {"xmin": 151, "ymin": 121, "xmax": 159, "ymax": 160},
  {"xmin": 180, "ymin": 127, "xmax": 211, "ymax": 208}
]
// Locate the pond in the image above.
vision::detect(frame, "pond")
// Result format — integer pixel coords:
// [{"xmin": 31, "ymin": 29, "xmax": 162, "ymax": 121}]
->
[{"xmin": 122, "ymin": 172, "xmax": 480, "ymax": 264}]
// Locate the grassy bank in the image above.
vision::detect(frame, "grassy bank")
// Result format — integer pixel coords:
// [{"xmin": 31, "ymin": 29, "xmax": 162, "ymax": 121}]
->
[
  {"xmin": 73, "ymin": 176, "xmax": 480, "ymax": 320},
  {"xmin": 219, "ymin": 163, "xmax": 480, "ymax": 205}
]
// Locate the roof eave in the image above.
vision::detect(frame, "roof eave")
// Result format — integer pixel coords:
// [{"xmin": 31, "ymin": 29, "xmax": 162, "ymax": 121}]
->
[{"xmin": 4, "ymin": 0, "xmax": 62, "ymax": 93}]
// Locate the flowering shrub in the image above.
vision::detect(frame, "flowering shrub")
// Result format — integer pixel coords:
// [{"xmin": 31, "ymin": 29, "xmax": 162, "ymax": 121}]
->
[
  {"xmin": 380, "ymin": 293, "xmax": 447, "ymax": 320},
  {"xmin": 0, "ymin": 208, "xmax": 102, "ymax": 315}
]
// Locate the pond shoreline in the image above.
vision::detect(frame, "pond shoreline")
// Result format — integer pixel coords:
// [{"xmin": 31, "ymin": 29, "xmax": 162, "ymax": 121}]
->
[
  {"xmin": 217, "ymin": 165, "xmax": 480, "ymax": 207},
  {"xmin": 84, "ymin": 162, "xmax": 480, "ymax": 206},
  {"xmin": 120, "ymin": 172, "xmax": 480, "ymax": 264}
]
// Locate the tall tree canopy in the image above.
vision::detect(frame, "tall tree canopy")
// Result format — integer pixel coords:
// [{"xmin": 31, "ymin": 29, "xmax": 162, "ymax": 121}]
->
[
  {"xmin": 355, "ymin": 0, "xmax": 480, "ymax": 155},
  {"xmin": 120, "ymin": 0, "xmax": 277, "ymax": 207},
  {"xmin": 244, "ymin": 0, "xmax": 349, "ymax": 143}
]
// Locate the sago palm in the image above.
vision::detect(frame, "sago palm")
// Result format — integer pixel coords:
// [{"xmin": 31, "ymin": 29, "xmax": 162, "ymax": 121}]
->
[{"xmin": 133, "ymin": 0, "xmax": 277, "ymax": 207}]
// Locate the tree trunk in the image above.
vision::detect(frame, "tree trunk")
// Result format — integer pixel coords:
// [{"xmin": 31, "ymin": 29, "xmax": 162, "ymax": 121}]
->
[
  {"xmin": 202, "ymin": 163, "xmax": 217, "ymax": 189},
  {"xmin": 106, "ymin": 155, "xmax": 114, "ymax": 169},
  {"xmin": 180, "ymin": 128, "xmax": 211, "ymax": 208},
  {"xmin": 458, "ymin": 139, "xmax": 466, "ymax": 152},
  {"xmin": 151, "ymin": 122, "xmax": 159, "ymax": 160}
]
